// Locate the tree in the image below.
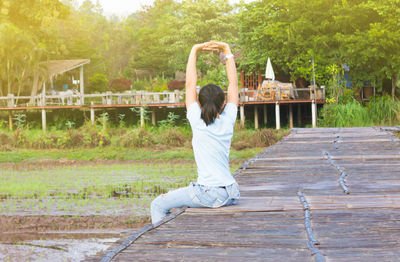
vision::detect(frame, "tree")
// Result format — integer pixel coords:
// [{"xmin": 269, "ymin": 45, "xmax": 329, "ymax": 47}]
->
[{"xmin": 0, "ymin": 0, "xmax": 69, "ymax": 97}]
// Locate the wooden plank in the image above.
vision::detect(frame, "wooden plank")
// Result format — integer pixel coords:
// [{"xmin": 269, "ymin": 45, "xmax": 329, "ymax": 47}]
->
[{"xmin": 107, "ymin": 127, "xmax": 400, "ymax": 262}]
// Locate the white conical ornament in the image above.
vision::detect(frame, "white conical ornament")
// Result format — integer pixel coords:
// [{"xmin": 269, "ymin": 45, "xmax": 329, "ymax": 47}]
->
[{"xmin": 265, "ymin": 57, "xmax": 275, "ymax": 81}]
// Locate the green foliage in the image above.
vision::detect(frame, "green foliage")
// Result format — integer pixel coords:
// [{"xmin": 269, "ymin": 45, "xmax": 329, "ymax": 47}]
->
[
  {"xmin": 130, "ymin": 107, "xmax": 150, "ymax": 126},
  {"xmin": 98, "ymin": 112, "xmax": 109, "ymax": 130},
  {"xmin": 13, "ymin": 113, "xmax": 26, "ymax": 129},
  {"xmin": 88, "ymin": 73, "xmax": 108, "ymax": 93},
  {"xmin": 117, "ymin": 113, "xmax": 125, "ymax": 127},
  {"xmin": 152, "ymin": 78, "xmax": 169, "ymax": 92},
  {"xmin": 198, "ymin": 65, "xmax": 227, "ymax": 88},
  {"xmin": 132, "ymin": 80, "xmax": 151, "ymax": 91},
  {"xmin": 158, "ymin": 112, "xmax": 180, "ymax": 128},
  {"xmin": 0, "ymin": 119, "xmax": 7, "ymax": 129},
  {"xmin": 65, "ymin": 120, "xmax": 75, "ymax": 129},
  {"xmin": 338, "ymin": 88, "xmax": 356, "ymax": 104},
  {"xmin": 368, "ymin": 96, "xmax": 400, "ymax": 125},
  {"xmin": 238, "ymin": 0, "xmax": 400, "ymax": 94},
  {"xmin": 319, "ymin": 101, "xmax": 372, "ymax": 127}
]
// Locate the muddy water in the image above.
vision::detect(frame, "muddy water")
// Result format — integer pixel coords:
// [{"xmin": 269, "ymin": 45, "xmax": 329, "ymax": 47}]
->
[{"xmin": 0, "ymin": 229, "xmax": 140, "ymax": 261}]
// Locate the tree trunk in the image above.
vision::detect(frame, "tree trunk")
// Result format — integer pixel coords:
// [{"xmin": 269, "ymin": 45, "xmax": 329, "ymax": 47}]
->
[
  {"xmin": 30, "ymin": 72, "xmax": 39, "ymax": 104},
  {"xmin": 392, "ymin": 75, "xmax": 397, "ymax": 101}
]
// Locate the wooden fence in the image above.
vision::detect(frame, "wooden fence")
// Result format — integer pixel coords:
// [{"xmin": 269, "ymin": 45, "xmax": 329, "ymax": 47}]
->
[{"xmin": 0, "ymin": 88, "xmax": 325, "ymax": 108}]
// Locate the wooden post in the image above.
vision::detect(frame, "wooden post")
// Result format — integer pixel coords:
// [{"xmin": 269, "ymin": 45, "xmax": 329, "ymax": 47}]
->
[
  {"xmin": 8, "ymin": 111, "xmax": 13, "ymax": 130},
  {"xmin": 42, "ymin": 82, "xmax": 46, "ymax": 106},
  {"xmin": 140, "ymin": 106, "xmax": 144, "ymax": 128},
  {"xmin": 42, "ymin": 109, "xmax": 46, "ymax": 131},
  {"xmin": 312, "ymin": 99, "xmax": 317, "ymax": 128},
  {"xmin": 240, "ymin": 105, "xmax": 245, "ymax": 127},
  {"xmin": 275, "ymin": 101, "xmax": 280, "ymax": 130},
  {"xmin": 254, "ymin": 105, "xmax": 259, "ymax": 129},
  {"xmin": 263, "ymin": 104, "xmax": 267, "ymax": 126},
  {"xmin": 7, "ymin": 94, "xmax": 15, "ymax": 107},
  {"xmin": 90, "ymin": 102, "xmax": 95, "ymax": 124},
  {"xmin": 289, "ymin": 103, "xmax": 293, "ymax": 128},
  {"xmin": 80, "ymin": 65, "xmax": 85, "ymax": 105},
  {"xmin": 152, "ymin": 110, "xmax": 156, "ymax": 126},
  {"xmin": 297, "ymin": 104, "xmax": 301, "ymax": 126}
]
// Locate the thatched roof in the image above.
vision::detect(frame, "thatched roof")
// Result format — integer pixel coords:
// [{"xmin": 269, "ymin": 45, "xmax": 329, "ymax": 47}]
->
[{"xmin": 40, "ymin": 59, "xmax": 90, "ymax": 78}]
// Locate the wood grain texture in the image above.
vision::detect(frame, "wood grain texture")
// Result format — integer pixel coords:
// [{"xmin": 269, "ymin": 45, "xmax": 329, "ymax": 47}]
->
[{"xmin": 105, "ymin": 127, "xmax": 400, "ymax": 262}]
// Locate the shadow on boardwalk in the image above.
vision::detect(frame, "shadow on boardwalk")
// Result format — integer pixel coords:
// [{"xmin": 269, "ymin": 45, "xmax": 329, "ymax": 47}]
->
[{"xmin": 95, "ymin": 127, "xmax": 400, "ymax": 262}]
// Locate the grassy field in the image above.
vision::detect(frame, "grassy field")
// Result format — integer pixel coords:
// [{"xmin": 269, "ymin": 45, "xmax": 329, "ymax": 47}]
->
[
  {"xmin": 0, "ymin": 147, "xmax": 264, "ymax": 163},
  {"xmin": 0, "ymin": 159, "xmax": 244, "ymax": 221},
  {"xmin": 0, "ymin": 125, "xmax": 281, "ymax": 227}
]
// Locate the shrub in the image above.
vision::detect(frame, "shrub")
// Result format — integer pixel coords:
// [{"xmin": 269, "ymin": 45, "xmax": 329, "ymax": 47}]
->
[
  {"xmin": 12, "ymin": 129, "xmax": 27, "ymax": 147},
  {"xmin": 89, "ymin": 73, "xmax": 108, "ymax": 93},
  {"xmin": 152, "ymin": 78, "xmax": 169, "ymax": 92},
  {"xmin": 319, "ymin": 100, "xmax": 372, "ymax": 127},
  {"xmin": 0, "ymin": 132, "xmax": 10, "ymax": 146},
  {"xmin": 132, "ymin": 80, "xmax": 150, "ymax": 90},
  {"xmin": 80, "ymin": 123, "xmax": 111, "ymax": 147},
  {"xmin": 158, "ymin": 128, "xmax": 187, "ymax": 147},
  {"xmin": 119, "ymin": 128, "xmax": 154, "ymax": 148},
  {"xmin": 167, "ymin": 80, "xmax": 185, "ymax": 91},
  {"xmin": 231, "ymin": 129, "xmax": 282, "ymax": 150},
  {"xmin": 110, "ymin": 78, "xmax": 131, "ymax": 93},
  {"xmin": 368, "ymin": 95, "xmax": 400, "ymax": 125}
]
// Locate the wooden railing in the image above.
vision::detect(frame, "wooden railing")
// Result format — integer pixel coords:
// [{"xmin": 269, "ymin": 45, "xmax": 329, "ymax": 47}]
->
[{"xmin": 0, "ymin": 88, "xmax": 325, "ymax": 108}]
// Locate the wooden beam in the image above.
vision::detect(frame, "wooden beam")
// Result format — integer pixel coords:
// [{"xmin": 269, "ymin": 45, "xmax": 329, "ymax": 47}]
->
[
  {"xmin": 312, "ymin": 99, "xmax": 317, "ymax": 128},
  {"xmin": 297, "ymin": 104, "xmax": 301, "ymax": 126},
  {"xmin": 80, "ymin": 65, "xmax": 84, "ymax": 105},
  {"xmin": 240, "ymin": 105, "xmax": 245, "ymax": 127},
  {"xmin": 8, "ymin": 111, "xmax": 13, "ymax": 130},
  {"xmin": 263, "ymin": 104, "xmax": 267, "ymax": 126},
  {"xmin": 42, "ymin": 109, "xmax": 46, "ymax": 131},
  {"xmin": 289, "ymin": 104, "xmax": 293, "ymax": 128},
  {"xmin": 140, "ymin": 107, "xmax": 145, "ymax": 128},
  {"xmin": 275, "ymin": 102, "xmax": 280, "ymax": 130},
  {"xmin": 152, "ymin": 110, "xmax": 156, "ymax": 126},
  {"xmin": 90, "ymin": 102, "xmax": 95, "ymax": 124},
  {"xmin": 254, "ymin": 105, "xmax": 259, "ymax": 129}
]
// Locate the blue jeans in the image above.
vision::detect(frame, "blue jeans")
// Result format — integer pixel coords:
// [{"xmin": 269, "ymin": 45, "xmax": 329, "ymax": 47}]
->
[{"xmin": 151, "ymin": 182, "xmax": 240, "ymax": 224}]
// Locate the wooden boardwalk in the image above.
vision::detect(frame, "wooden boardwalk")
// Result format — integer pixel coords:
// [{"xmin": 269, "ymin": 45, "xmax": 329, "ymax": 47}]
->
[{"xmin": 104, "ymin": 127, "xmax": 400, "ymax": 261}]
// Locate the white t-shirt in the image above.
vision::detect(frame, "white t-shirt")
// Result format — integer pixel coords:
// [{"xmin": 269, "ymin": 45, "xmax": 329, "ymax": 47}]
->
[{"xmin": 187, "ymin": 102, "xmax": 238, "ymax": 187}]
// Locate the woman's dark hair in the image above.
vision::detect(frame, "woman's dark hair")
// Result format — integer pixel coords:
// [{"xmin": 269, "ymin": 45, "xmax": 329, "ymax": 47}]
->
[{"xmin": 198, "ymin": 84, "xmax": 225, "ymax": 126}]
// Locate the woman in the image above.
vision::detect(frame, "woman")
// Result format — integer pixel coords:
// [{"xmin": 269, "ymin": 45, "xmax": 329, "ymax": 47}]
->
[{"xmin": 151, "ymin": 41, "xmax": 240, "ymax": 224}]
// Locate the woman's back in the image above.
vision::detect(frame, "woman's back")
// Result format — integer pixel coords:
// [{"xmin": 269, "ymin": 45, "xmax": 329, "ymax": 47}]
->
[{"xmin": 187, "ymin": 102, "xmax": 237, "ymax": 187}]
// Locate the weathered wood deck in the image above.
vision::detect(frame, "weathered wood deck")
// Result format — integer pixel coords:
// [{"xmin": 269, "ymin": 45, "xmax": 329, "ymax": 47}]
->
[{"xmin": 103, "ymin": 127, "xmax": 400, "ymax": 261}]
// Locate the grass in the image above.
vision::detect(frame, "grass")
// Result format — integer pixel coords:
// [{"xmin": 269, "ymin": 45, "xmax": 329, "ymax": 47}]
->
[
  {"xmin": 319, "ymin": 96, "xmax": 400, "ymax": 127},
  {"xmin": 0, "ymin": 147, "xmax": 264, "ymax": 163},
  {"xmin": 0, "ymin": 162, "xmax": 241, "ymax": 217},
  {"xmin": 0, "ymin": 125, "xmax": 284, "ymax": 220}
]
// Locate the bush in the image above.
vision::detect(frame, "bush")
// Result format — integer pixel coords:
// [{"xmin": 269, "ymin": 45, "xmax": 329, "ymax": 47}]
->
[
  {"xmin": 119, "ymin": 128, "xmax": 154, "ymax": 148},
  {"xmin": 368, "ymin": 95, "xmax": 400, "ymax": 125},
  {"xmin": 231, "ymin": 129, "xmax": 283, "ymax": 150},
  {"xmin": 152, "ymin": 78, "xmax": 169, "ymax": 92},
  {"xmin": 89, "ymin": 73, "xmax": 108, "ymax": 93},
  {"xmin": 158, "ymin": 128, "xmax": 187, "ymax": 147},
  {"xmin": 110, "ymin": 78, "xmax": 131, "ymax": 93},
  {"xmin": 80, "ymin": 123, "xmax": 111, "ymax": 147},
  {"xmin": 319, "ymin": 100, "xmax": 372, "ymax": 127},
  {"xmin": 132, "ymin": 80, "xmax": 150, "ymax": 91},
  {"xmin": 167, "ymin": 80, "xmax": 185, "ymax": 91}
]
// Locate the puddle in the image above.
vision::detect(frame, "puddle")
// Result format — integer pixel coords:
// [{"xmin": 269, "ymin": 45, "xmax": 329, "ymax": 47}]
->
[{"xmin": 0, "ymin": 229, "xmax": 141, "ymax": 261}]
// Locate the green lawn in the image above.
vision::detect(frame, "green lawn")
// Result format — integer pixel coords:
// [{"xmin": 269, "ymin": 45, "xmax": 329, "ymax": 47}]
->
[
  {"xmin": 0, "ymin": 154, "xmax": 248, "ymax": 219},
  {"xmin": 0, "ymin": 147, "xmax": 264, "ymax": 163}
]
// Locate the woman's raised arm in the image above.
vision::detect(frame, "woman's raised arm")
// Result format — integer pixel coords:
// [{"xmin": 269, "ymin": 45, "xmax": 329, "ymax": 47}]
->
[
  {"xmin": 185, "ymin": 43, "xmax": 207, "ymax": 109},
  {"xmin": 210, "ymin": 41, "xmax": 238, "ymax": 106}
]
